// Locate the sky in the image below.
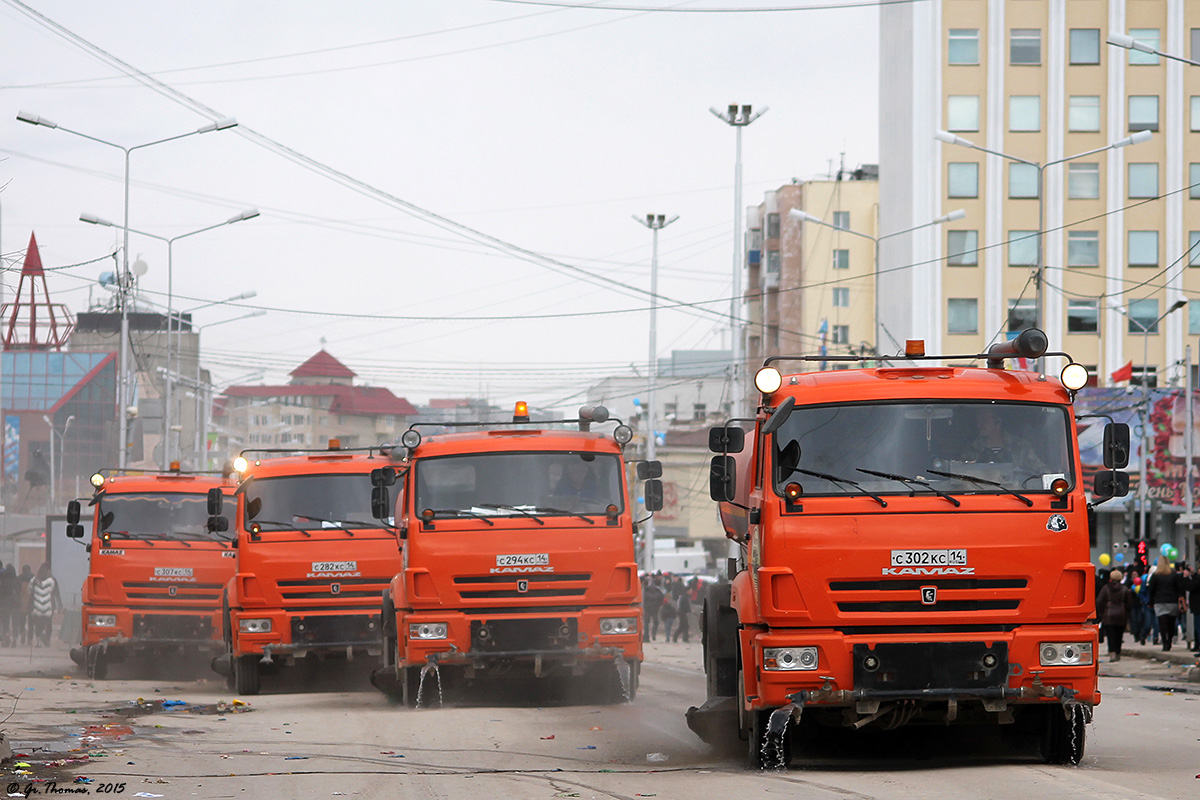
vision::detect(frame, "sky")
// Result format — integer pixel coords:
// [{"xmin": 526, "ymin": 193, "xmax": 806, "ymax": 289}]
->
[{"xmin": 0, "ymin": 0, "xmax": 880, "ymax": 413}]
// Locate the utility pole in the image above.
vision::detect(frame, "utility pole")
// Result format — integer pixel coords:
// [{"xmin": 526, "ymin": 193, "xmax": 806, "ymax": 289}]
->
[
  {"xmin": 711, "ymin": 104, "xmax": 766, "ymax": 416},
  {"xmin": 633, "ymin": 213, "xmax": 677, "ymax": 573}
]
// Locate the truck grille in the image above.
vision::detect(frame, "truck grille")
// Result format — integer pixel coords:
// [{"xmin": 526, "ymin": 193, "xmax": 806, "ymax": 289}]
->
[
  {"xmin": 454, "ymin": 573, "xmax": 590, "ymax": 601},
  {"xmin": 831, "ymin": 578, "xmax": 1027, "ymax": 615},
  {"xmin": 290, "ymin": 613, "xmax": 381, "ymax": 646},
  {"xmin": 470, "ymin": 617, "xmax": 578, "ymax": 652},
  {"xmin": 276, "ymin": 577, "xmax": 389, "ymax": 602},
  {"xmin": 122, "ymin": 581, "xmax": 224, "ymax": 603},
  {"xmin": 132, "ymin": 613, "xmax": 213, "ymax": 641}
]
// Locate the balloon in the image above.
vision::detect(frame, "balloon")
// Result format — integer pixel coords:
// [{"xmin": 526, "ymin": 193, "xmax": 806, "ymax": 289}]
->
[
  {"xmin": 1133, "ymin": 575, "xmax": 1142, "ymax": 585},
  {"xmin": 1099, "ymin": 553, "xmax": 1111, "ymax": 566},
  {"xmin": 1115, "ymin": 552, "xmax": 1126, "ymax": 563},
  {"xmin": 1134, "ymin": 584, "xmax": 1141, "ymax": 593},
  {"xmin": 1160, "ymin": 543, "xmax": 1172, "ymax": 554}
]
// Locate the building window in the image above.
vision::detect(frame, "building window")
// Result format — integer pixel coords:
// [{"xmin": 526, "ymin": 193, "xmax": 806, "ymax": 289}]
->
[
  {"xmin": 1009, "ymin": 162, "xmax": 1039, "ymax": 198},
  {"xmin": 1067, "ymin": 299, "xmax": 1099, "ymax": 333},
  {"xmin": 1129, "ymin": 96, "xmax": 1159, "ymax": 132},
  {"xmin": 832, "ymin": 287, "xmax": 849, "ymax": 307},
  {"xmin": 1129, "ymin": 298, "xmax": 1160, "ymax": 333},
  {"xmin": 947, "ymin": 96, "xmax": 980, "ymax": 132},
  {"xmin": 1068, "ymin": 162, "xmax": 1099, "ymax": 199},
  {"xmin": 831, "ymin": 325, "xmax": 849, "ymax": 345},
  {"xmin": 948, "ymin": 162, "xmax": 979, "ymax": 198},
  {"xmin": 1067, "ymin": 231, "xmax": 1099, "ymax": 267},
  {"xmin": 832, "ymin": 249, "xmax": 849, "ymax": 269},
  {"xmin": 1192, "ymin": 97, "xmax": 1200, "ymax": 131},
  {"xmin": 1069, "ymin": 29, "xmax": 1101, "ymax": 64},
  {"xmin": 766, "ymin": 249, "xmax": 780, "ymax": 274},
  {"xmin": 1068, "ymin": 96, "xmax": 1101, "ymax": 131},
  {"xmin": 1189, "ymin": 231, "xmax": 1200, "ymax": 266},
  {"xmin": 947, "ymin": 298, "xmax": 978, "ymax": 334},
  {"xmin": 767, "ymin": 213, "xmax": 780, "ymax": 238},
  {"xmin": 832, "ymin": 211, "xmax": 850, "ymax": 229},
  {"xmin": 1191, "ymin": 164, "xmax": 1200, "ymax": 199},
  {"xmin": 1009, "ymin": 95, "xmax": 1040, "ymax": 132},
  {"xmin": 949, "ymin": 28, "xmax": 979, "ymax": 65},
  {"xmin": 1128, "ymin": 230, "xmax": 1159, "ymax": 266},
  {"xmin": 1010, "ymin": 29, "xmax": 1041, "ymax": 65},
  {"xmin": 1190, "ymin": 301, "xmax": 1200, "ymax": 335},
  {"xmin": 693, "ymin": 403, "xmax": 707, "ymax": 419},
  {"xmin": 1008, "ymin": 299, "xmax": 1037, "ymax": 332},
  {"xmin": 947, "ymin": 230, "xmax": 979, "ymax": 266},
  {"xmin": 1128, "ymin": 163, "xmax": 1159, "ymax": 198},
  {"xmin": 1128, "ymin": 28, "xmax": 1160, "ymax": 65},
  {"xmin": 1008, "ymin": 230, "xmax": 1038, "ymax": 266}
]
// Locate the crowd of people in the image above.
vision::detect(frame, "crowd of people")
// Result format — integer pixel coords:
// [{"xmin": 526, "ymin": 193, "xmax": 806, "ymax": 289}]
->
[
  {"xmin": 0, "ymin": 560, "xmax": 61, "ymax": 647},
  {"xmin": 1095, "ymin": 555, "xmax": 1200, "ymax": 661},
  {"xmin": 640, "ymin": 573, "xmax": 705, "ymax": 644}
]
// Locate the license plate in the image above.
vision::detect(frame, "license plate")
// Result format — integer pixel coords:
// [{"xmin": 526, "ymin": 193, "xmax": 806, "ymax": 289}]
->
[
  {"xmin": 890, "ymin": 549, "xmax": 967, "ymax": 567},
  {"xmin": 496, "ymin": 553, "xmax": 549, "ymax": 567},
  {"xmin": 154, "ymin": 567, "xmax": 193, "ymax": 577},
  {"xmin": 311, "ymin": 561, "xmax": 357, "ymax": 572}
]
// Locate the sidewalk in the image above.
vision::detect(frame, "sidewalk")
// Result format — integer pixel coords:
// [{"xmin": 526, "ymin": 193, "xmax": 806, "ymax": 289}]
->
[{"xmin": 1110, "ymin": 637, "xmax": 1200, "ymax": 669}]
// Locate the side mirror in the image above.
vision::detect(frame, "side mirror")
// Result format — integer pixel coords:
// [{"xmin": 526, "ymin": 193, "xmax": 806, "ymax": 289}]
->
[
  {"xmin": 1093, "ymin": 471, "xmax": 1130, "ymax": 499},
  {"xmin": 246, "ymin": 497, "xmax": 262, "ymax": 521},
  {"xmin": 1103, "ymin": 423, "xmax": 1130, "ymax": 469},
  {"xmin": 66, "ymin": 524, "xmax": 84, "ymax": 539},
  {"xmin": 66, "ymin": 499, "xmax": 81, "ymax": 525},
  {"xmin": 371, "ymin": 467, "xmax": 396, "ymax": 488},
  {"xmin": 372, "ymin": 486, "xmax": 390, "ymax": 519},
  {"xmin": 100, "ymin": 511, "xmax": 114, "ymax": 532},
  {"xmin": 207, "ymin": 487, "xmax": 224, "ymax": 516},
  {"xmin": 644, "ymin": 479, "xmax": 663, "ymax": 512},
  {"xmin": 708, "ymin": 426, "xmax": 745, "ymax": 454},
  {"xmin": 761, "ymin": 396, "xmax": 796, "ymax": 437},
  {"xmin": 207, "ymin": 516, "xmax": 229, "ymax": 533},
  {"xmin": 710, "ymin": 455, "xmax": 737, "ymax": 502},
  {"xmin": 637, "ymin": 460, "xmax": 662, "ymax": 480}
]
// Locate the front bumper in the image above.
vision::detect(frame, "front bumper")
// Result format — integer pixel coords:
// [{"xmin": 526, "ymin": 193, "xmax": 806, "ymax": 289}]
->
[
  {"xmin": 81, "ymin": 607, "xmax": 222, "ymax": 651},
  {"xmin": 232, "ymin": 608, "xmax": 383, "ymax": 660}
]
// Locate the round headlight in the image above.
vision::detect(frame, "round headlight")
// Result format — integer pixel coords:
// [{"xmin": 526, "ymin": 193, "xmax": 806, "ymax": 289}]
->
[
  {"xmin": 613, "ymin": 424, "xmax": 633, "ymax": 445},
  {"xmin": 232, "ymin": 456, "xmax": 249, "ymax": 474},
  {"xmin": 1060, "ymin": 362, "xmax": 1088, "ymax": 391},
  {"xmin": 1040, "ymin": 644, "xmax": 1058, "ymax": 663},
  {"xmin": 90, "ymin": 472, "xmax": 105, "ymax": 488},
  {"xmin": 401, "ymin": 429, "xmax": 422, "ymax": 449},
  {"xmin": 755, "ymin": 367, "xmax": 783, "ymax": 394}
]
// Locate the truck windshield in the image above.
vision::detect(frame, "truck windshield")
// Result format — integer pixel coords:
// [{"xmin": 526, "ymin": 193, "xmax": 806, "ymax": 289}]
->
[
  {"xmin": 414, "ymin": 452, "xmax": 624, "ymax": 518},
  {"xmin": 772, "ymin": 401, "xmax": 1073, "ymax": 497},
  {"xmin": 242, "ymin": 473, "xmax": 379, "ymax": 532},
  {"xmin": 98, "ymin": 492, "xmax": 230, "ymax": 542}
]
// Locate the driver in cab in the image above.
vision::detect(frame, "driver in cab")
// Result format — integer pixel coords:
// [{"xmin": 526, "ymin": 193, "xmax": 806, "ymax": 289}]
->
[{"xmin": 963, "ymin": 406, "xmax": 1043, "ymax": 468}]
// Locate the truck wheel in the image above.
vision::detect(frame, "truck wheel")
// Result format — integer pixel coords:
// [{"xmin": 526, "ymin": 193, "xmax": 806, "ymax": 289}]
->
[
  {"xmin": 1042, "ymin": 705, "xmax": 1086, "ymax": 764},
  {"xmin": 381, "ymin": 590, "xmax": 397, "ymax": 670},
  {"xmin": 702, "ymin": 583, "xmax": 737, "ymax": 698},
  {"xmin": 233, "ymin": 655, "xmax": 260, "ymax": 695}
]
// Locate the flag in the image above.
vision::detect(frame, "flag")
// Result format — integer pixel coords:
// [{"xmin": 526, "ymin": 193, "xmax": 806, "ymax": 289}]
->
[{"xmin": 1110, "ymin": 360, "xmax": 1134, "ymax": 383}]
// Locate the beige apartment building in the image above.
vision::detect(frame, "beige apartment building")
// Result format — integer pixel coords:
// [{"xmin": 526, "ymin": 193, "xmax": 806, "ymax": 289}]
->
[
  {"xmin": 882, "ymin": 0, "xmax": 1200, "ymax": 385},
  {"xmin": 745, "ymin": 170, "xmax": 880, "ymax": 368}
]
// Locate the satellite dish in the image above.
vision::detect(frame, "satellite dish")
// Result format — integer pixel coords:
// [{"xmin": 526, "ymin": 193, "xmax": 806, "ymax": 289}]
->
[
  {"xmin": 98, "ymin": 271, "xmax": 117, "ymax": 290},
  {"xmin": 132, "ymin": 256, "xmax": 149, "ymax": 277}
]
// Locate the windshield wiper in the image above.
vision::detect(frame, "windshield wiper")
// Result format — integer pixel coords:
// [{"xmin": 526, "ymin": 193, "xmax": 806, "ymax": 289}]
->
[
  {"xmin": 426, "ymin": 509, "xmax": 495, "ymax": 526},
  {"xmin": 477, "ymin": 504, "xmax": 546, "ymax": 524},
  {"xmin": 525, "ymin": 506, "xmax": 596, "ymax": 524},
  {"xmin": 103, "ymin": 531, "xmax": 156, "ymax": 546},
  {"xmin": 926, "ymin": 469, "xmax": 1033, "ymax": 506},
  {"xmin": 250, "ymin": 521, "xmax": 312, "ymax": 536},
  {"xmin": 789, "ymin": 468, "xmax": 887, "ymax": 507},
  {"xmin": 855, "ymin": 468, "xmax": 961, "ymax": 507},
  {"xmin": 293, "ymin": 514, "xmax": 373, "ymax": 536}
]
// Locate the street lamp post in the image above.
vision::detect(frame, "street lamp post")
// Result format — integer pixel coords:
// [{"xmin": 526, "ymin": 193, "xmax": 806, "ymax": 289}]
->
[
  {"xmin": 192, "ymin": 311, "xmax": 267, "ymax": 467},
  {"xmin": 1114, "ymin": 299, "xmax": 1187, "ymax": 545},
  {"xmin": 788, "ymin": 207, "xmax": 966, "ymax": 357},
  {"xmin": 632, "ymin": 213, "xmax": 678, "ymax": 573},
  {"xmin": 17, "ymin": 111, "xmax": 238, "ymax": 468},
  {"xmin": 80, "ymin": 210, "xmax": 259, "ymax": 465},
  {"xmin": 934, "ymin": 130, "xmax": 1153, "ymax": 362},
  {"xmin": 711, "ymin": 104, "xmax": 767, "ymax": 416},
  {"xmin": 1107, "ymin": 32, "xmax": 1200, "ymax": 68},
  {"xmin": 40, "ymin": 413, "xmax": 74, "ymax": 511}
]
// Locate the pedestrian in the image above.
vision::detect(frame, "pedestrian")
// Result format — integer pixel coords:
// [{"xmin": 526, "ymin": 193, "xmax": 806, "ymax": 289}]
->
[
  {"xmin": 660, "ymin": 591, "xmax": 678, "ymax": 642},
  {"xmin": 643, "ymin": 577, "xmax": 664, "ymax": 642},
  {"xmin": 16, "ymin": 564, "xmax": 33, "ymax": 645},
  {"xmin": 0, "ymin": 561, "xmax": 11, "ymax": 646},
  {"xmin": 673, "ymin": 587, "xmax": 692, "ymax": 643},
  {"xmin": 1186, "ymin": 562, "xmax": 1200, "ymax": 652},
  {"xmin": 1146, "ymin": 556, "xmax": 1183, "ymax": 651},
  {"xmin": 28, "ymin": 562, "xmax": 59, "ymax": 647},
  {"xmin": 1095, "ymin": 569, "xmax": 1135, "ymax": 661}
]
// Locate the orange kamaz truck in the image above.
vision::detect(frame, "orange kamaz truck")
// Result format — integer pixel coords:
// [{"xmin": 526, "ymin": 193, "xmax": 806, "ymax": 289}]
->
[
  {"xmin": 209, "ymin": 444, "xmax": 403, "ymax": 695},
  {"xmin": 66, "ymin": 467, "xmax": 236, "ymax": 679},
  {"xmin": 686, "ymin": 331, "xmax": 1131, "ymax": 767},
  {"xmin": 368, "ymin": 404, "xmax": 659, "ymax": 706}
]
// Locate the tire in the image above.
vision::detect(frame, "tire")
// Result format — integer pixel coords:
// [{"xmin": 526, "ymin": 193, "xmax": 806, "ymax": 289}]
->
[
  {"xmin": 702, "ymin": 583, "xmax": 737, "ymax": 699},
  {"xmin": 233, "ymin": 654, "xmax": 260, "ymax": 695},
  {"xmin": 381, "ymin": 590, "xmax": 397, "ymax": 670},
  {"xmin": 1042, "ymin": 704, "xmax": 1086, "ymax": 765}
]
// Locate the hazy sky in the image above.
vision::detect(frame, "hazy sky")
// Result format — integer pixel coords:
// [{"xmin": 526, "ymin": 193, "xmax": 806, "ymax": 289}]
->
[{"xmin": 0, "ymin": 0, "xmax": 879, "ymax": 412}]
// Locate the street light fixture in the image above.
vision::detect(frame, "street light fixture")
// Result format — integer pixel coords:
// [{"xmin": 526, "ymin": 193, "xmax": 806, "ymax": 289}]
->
[
  {"xmin": 1112, "ymin": 298, "xmax": 1188, "ymax": 544},
  {"xmin": 80, "ymin": 209, "xmax": 259, "ymax": 466},
  {"xmin": 1107, "ymin": 32, "xmax": 1200, "ymax": 68},
  {"xmin": 18, "ymin": 111, "xmax": 239, "ymax": 468},
  {"xmin": 193, "ymin": 311, "xmax": 267, "ymax": 468},
  {"xmin": 787, "ymin": 207, "xmax": 965, "ymax": 357},
  {"xmin": 934, "ymin": 129, "xmax": 1152, "ymax": 361}
]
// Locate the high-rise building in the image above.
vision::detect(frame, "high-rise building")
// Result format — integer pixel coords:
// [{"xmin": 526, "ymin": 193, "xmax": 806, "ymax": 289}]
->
[{"xmin": 881, "ymin": 1, "xmax": 1200, "ymax": 385}]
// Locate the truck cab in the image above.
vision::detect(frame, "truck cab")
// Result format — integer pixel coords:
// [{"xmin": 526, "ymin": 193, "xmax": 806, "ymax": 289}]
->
[
  {"xmin": 67, "ymin": 467, "xmax": 236, "ymax": 679},
  {"xmin": 369, "ymin": 404, "xmax": 658, "ymax": 706},
  {"xmin": 213, "ymin": 445, "xmax": 403, "ymax": 695},
  {"xmin": 687, "ymin": 332, "xmax": 1130, "ymax": 766}
]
